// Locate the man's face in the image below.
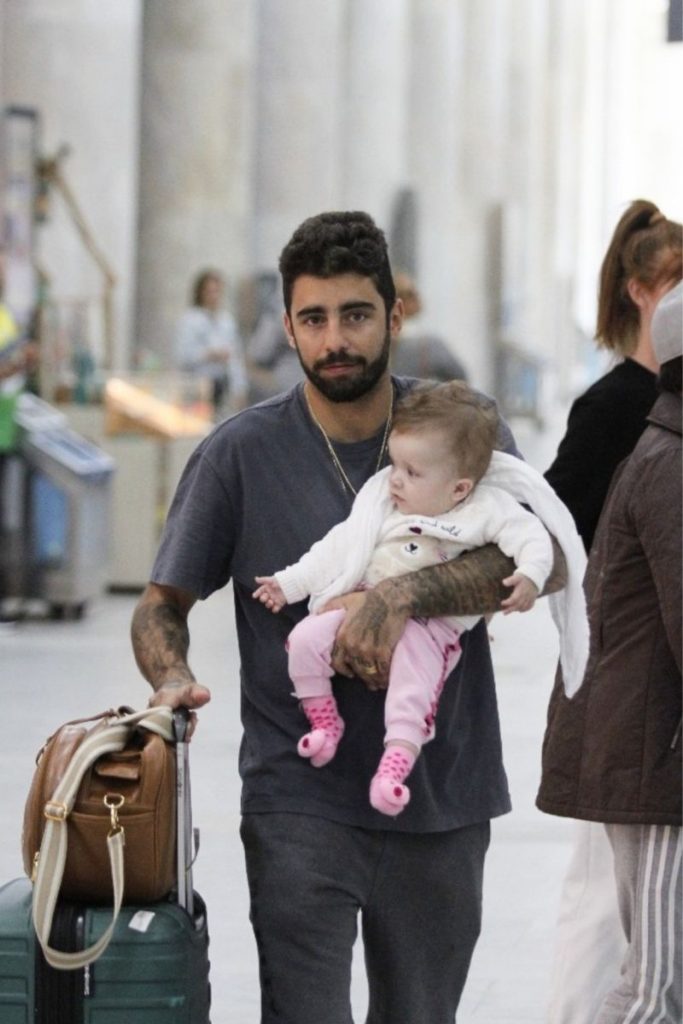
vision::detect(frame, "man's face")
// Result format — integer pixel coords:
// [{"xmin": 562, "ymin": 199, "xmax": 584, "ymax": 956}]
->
[{"xmin": 284, "ymin": 273, "xmax": 402, "ymax": 402}]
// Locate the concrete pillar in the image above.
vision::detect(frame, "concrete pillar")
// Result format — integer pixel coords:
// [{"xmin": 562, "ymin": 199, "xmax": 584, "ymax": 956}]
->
[
  {"xmin": 501, "ymin": 0, "xmax": 554, "ymax": 356},
  {"xmin": 572, "ymin": 0, "xmax": 611, "ymax": 338},
  {"xmin": 546, "ymin": 0, "xmax": 591, "ymax": 403},
  {"xmin": 135, "ymin": 0, "xmax": 255, "ymax": 365},
  {"xmin": 0, "ymin": 3, "xmax": 6, "ymax": 95},
  {"xmin": 341, "ymin": 0, "xmax": 410, "ymax": 229},
  {"xmin": 455, "ymin": 0, "xmax": 514, "ymax": 391},
  {"xmin": 406, "ymin": 2, "xmax": 473, "ymax": 379},
  {"xmin": 251, "ymin": 0, "xmax": 346, "ymax": 270},
  {"xmin": 1, "ymin": 0, "xmax": 141, "ymax": 372}
]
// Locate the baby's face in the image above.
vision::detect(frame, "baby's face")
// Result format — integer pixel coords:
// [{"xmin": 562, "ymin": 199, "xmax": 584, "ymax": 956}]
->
[{"xmin": 387, "ymin": 429, "xmax": 471, "ymax": 516}]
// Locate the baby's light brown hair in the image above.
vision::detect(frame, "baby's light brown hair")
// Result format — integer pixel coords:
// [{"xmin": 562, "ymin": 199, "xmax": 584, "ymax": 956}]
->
[{"xmin": 391, "ymin": 381, "xmax": 498, "ymax": 483}]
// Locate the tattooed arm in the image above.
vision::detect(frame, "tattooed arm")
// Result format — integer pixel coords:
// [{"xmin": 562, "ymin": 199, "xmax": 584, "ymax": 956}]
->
[
  {"xmin": 131, "ymin": 582, "xmax": 212, "ymax": 710},
  {"xmin": 328, "ymin": 538, "xmax": 567, "ymax": 688}
]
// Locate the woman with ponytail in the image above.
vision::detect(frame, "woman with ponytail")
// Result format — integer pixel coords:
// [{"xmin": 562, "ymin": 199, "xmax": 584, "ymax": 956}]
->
[
  {"xmin": 545, "ymin": 200, "xmax": 681, "ymax": 551},
  {"xmin": 542, "ymin": 201, "xmax": 682, "ymax": 1023}
]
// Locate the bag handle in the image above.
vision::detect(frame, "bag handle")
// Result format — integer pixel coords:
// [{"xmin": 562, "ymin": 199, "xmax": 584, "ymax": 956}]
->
[{"xmin": 32, "ymin": 706, "xmax": 174, "ymax": 971}]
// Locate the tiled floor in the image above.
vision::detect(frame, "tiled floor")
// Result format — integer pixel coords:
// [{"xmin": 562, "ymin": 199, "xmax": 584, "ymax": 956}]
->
[{"xmin": 0, "ymin": 417, "xmax": 579, "ymax": 1022}]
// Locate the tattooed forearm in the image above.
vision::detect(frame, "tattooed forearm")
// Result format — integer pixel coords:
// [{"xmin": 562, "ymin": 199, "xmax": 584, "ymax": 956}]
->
[
  {"xmin": 377, "ymin": 539, "xmax": 567, "ymax": 619},
  {"xmin": 355, "ymin": 589, "xmax": 394, "ymax": 646},
  {"xmin": 131, "ymin": 585, "xmax": 197, "ymax": 690},
  {"xmin": 378, "ymin": 544, "xmax": 513, "ymax": 618}
]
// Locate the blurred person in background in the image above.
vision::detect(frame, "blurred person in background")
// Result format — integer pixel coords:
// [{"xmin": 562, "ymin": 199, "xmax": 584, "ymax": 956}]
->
[
  {"xmin": 542, "ymin": 200, "xmax": 682, "ymax": 1023},
  {"xmin": 0, "ymin": 250, "xmax": 39, "ymax": 623},
  {"xmin": 538, "ymin": 281, "xmax": 682, "ymax": 1023},
  {"xmin": 391, "ymin": 271, "xmax": 469, "ymax": 383},
  {"xmin": 0, "ymin": 249, "xmax": 39, "ymax": 386},
  {"xmin": 175, "ymin": 268, "xmax": 248, "ymax": 417},
  {"xmin": 245, "ymin": 270, "xmax": 303, "ymax": 401}
]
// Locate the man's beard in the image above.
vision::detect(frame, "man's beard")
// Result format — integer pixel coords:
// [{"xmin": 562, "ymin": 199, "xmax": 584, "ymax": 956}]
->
[{"xmin": 294, "ymin": 330, "xmax": 392, "ymax": 403}]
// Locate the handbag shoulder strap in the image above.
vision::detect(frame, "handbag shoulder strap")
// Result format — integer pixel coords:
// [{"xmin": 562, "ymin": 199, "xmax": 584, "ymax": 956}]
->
[{"xmin": 32, "ymin": 706, "xmax": 173, "ymax": 970}]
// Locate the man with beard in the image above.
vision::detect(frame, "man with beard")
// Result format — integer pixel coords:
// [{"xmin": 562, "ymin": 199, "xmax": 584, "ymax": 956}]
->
[{"xmin": 132, "ymin": 211, "xmax": 564, "ymax": 1023}]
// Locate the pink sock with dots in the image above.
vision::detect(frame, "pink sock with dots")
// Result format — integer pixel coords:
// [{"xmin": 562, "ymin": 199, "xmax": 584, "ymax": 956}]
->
[
  {"xmin": 297, "ymin": 696, "xmax": 345, "ymax": 767},
  {"xmin": 369, "ymin": 745, "xmax": 417, "ymax": 816}
]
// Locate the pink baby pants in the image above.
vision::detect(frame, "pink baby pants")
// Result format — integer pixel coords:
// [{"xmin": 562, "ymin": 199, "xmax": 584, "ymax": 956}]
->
[{"xmin": 287, "ymin": 609, "xmax": 463, "ymax": 750}]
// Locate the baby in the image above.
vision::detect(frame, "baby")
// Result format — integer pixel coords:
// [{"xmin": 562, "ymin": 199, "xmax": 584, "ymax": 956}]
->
[{"xmin": 254, "ymin": 381, "xmax": 586, "ymax": 816}]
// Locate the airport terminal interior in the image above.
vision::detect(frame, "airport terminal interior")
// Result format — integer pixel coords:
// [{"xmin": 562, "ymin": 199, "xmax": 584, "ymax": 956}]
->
[{"xmin": 0, "ymin": 2, "xmax": 681, "ymax": 1021}]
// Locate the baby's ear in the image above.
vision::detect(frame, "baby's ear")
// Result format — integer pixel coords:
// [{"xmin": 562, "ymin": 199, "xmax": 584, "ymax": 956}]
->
[{"xmin": 453, "ymin": 478, "xmax": 474, "ymax": 503}]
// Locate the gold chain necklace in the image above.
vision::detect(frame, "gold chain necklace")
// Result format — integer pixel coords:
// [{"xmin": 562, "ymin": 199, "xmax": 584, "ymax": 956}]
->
[{"xmin": 306, "ymin": 390, "xmax": 393, "ymax": 498}]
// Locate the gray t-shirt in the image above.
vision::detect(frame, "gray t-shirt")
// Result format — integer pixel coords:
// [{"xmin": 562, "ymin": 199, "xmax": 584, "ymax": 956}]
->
[{"xmin": 151, "ymin": 378, "xmax": 513, "ymax": 831}]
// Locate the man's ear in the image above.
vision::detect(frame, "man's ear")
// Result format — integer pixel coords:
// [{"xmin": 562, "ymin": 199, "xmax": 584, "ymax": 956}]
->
[
  {"xmin": 390, "ymin": 298, "xmax": 404, "ymax": 340},
  {"xmin": 283, "ymin": 312, "xmax": 296, "ymax": 349}
]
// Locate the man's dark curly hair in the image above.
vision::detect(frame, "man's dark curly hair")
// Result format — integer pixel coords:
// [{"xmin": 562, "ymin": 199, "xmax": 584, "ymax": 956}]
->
[{"xmin": 278, "ymin": 211, "xmax": 396, "ymax": 319}]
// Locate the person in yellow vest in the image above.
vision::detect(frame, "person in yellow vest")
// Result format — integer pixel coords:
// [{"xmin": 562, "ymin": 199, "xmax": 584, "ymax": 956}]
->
[
  {"xmin": 0, "ymin": 252, "xmax": 38, "ymax": 391},
  {"xmin": 0, "ymin": 299, "xmax": 22, "ymax": 378}
]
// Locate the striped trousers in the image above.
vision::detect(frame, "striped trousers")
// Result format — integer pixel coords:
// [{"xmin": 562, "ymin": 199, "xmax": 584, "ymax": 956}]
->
[{"xmin": 596, "ymin": 823, "xmax": 681, "ymax": 1024}]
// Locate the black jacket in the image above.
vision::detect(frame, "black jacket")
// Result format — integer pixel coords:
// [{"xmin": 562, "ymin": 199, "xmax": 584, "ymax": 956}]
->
[{"xmin": 545, "ymin": 358, "xmax": 657, "ymax": 551}]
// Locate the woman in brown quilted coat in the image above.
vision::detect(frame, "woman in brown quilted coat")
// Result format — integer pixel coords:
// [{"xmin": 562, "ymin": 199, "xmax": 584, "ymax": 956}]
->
[{"xmin": 538, "ymin": 282, "xmax": 682, "ymax": 1023}]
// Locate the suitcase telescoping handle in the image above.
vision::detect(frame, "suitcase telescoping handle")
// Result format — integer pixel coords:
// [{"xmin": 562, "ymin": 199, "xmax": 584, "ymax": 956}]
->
[{"xmin": 173, "ymin": 708, "xmax": 194, "ymax": 918}]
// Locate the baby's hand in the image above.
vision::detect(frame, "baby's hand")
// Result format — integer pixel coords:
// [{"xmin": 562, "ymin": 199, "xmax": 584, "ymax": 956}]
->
[
  {"xmin": 253, "ymin": 576, "xmax": 286, "ymax": 613},
  {"xmin": 501, "ymin": 573, "xmax": 539, "ymax": 614}
]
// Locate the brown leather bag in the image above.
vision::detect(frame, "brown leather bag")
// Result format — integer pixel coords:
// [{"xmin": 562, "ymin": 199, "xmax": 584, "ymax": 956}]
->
[{"xmin": 22, "ymin": 707, "xmax": 177, "ymax": 905}]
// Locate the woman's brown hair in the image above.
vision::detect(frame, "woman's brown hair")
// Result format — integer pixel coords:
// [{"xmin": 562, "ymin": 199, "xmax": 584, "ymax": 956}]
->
[
  {"xmin": 192, "ymin": 269, "xmax": 222, "ymax": 308},
  {"xmin": 596, "ymin": 200, "xmax": 682, "ymax": 355}
]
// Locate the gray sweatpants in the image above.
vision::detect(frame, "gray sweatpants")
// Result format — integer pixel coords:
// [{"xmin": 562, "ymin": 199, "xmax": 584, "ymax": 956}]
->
[
  {"xmin": 240, "ymin": 811, "xmax": 490, "ymax": 1024},
  {"xmin": 596, "ymin": 823, "xmax": 682, "ymax": 1024}
]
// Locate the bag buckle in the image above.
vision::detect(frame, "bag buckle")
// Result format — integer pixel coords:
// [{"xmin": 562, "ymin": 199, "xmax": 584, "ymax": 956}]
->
[
  {"xmin": 104, "ymin": 793, "xmax": 125, "ymax": 837},
  {"xmin": 44, "ymin": 800, "xmax": 69, "ymax": 822}
]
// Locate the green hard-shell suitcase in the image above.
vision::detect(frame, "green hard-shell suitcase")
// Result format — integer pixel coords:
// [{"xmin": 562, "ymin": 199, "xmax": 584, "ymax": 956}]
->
[
  {"xmin": 0, "ymin": 878, "xmax": 210, "ymax": 1022},
  {"xmin": 0, "ymin": 710, "xmax": 211, "ymax": 1023}
]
